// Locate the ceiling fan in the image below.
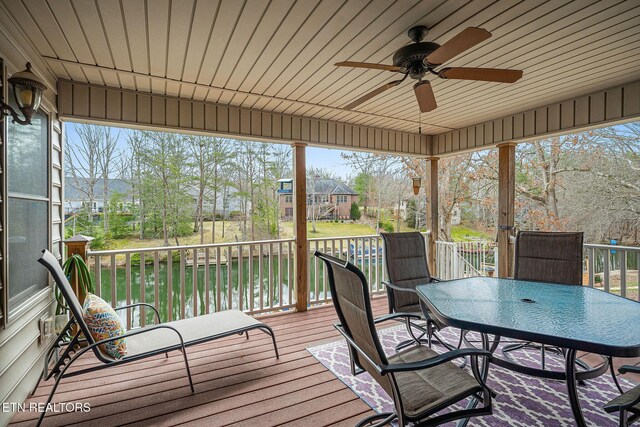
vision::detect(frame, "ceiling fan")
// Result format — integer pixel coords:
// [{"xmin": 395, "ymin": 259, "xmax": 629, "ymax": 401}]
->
[{"xmin": 335, "ymin": 26, "xmax": 523, "ymax": 113}]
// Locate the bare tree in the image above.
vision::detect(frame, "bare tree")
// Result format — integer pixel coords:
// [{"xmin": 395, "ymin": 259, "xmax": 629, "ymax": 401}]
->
[
  {"xmin": 96, "ymin": 127, "xmax": 121, "ymax": 234},
  {"xmin": 65, "ymin": 124, "xmax": 104, "ymax": 221}
]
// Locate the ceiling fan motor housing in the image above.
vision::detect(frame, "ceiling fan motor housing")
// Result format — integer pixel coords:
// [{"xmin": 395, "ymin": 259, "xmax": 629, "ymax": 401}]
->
[{"xmin": 392, "ymin": 41, "xmax": 440, "ymax": 79}]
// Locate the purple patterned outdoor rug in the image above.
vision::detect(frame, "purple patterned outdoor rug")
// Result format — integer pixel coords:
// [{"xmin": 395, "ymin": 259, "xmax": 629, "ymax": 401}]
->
[{"xmin": 307, "ymin": 325, "xmax": 637, "ymax": 426}]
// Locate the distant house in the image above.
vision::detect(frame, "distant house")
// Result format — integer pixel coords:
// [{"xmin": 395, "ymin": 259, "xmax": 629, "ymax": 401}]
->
[
  {"xmin": 64, "ymin": 178, "xmax": 132, "ymax": 215},
  {"xmin": 65, "ymin": 177, "xmax": 242, "ymax": 217},
  {"xmin": 277, "ymin": 178, "xmax": 358, "ymax": 220}
]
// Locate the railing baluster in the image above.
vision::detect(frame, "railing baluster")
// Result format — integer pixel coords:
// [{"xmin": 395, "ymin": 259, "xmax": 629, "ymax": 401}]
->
[
  {"xmin": 204, "ymin": 248, "xmax": 210, "ymax": 314},
  {"xmin": 374, "ymin": 236, "xmax": 379, "ymax": 292},
  {"xmin": 140, "ymin": 252, "xmax": 145, "ymax": 327},
  {"xmin": 227, "ymin": 247, "xmax": 233, "ymax": 310},
  {"xmin": 94, "ymin": 255, "xmax": 101, "ymax": 297},
  {"xmin": 278, "ymin": 241, "xmax": 283, "ymax": 309},
  {"xmin": 268, "ymin": 243, "xmax": 274, "ymax": 308},
  {"xmin": 322, "ymin": 240, "xmax": 328, "ymax": 301},
  {"xmin": 604, "ymin": 248, "xmax": 610, "ymax": 294},
  {"xmin": 110, "ymin": 253, "xmax": 117, "ymax": 307},
  {"xmin": 180, "ymin": 250, "xmax": 186, "ymax": 319},
  {"xmin": 288, "ymin": 241, "xmax": 293, "ymax": 306},
  {"xmin": 193, "ymin": 247, "xmax": 199, "ymax": 316},
  {"xmin": 620, "ymin": 250, "xmax": 627, "ymax": 298},
  {"xmin": 125, "ymin": 253, "xmax": 131, "ymax": 329},
  {"xmin": 249, "ymin": 244, "xmax": 254, "ymax": 312},
  {"xmin": 258, "ymin": 243, "xmax": 264, "ymax": 310},
  {"xmin": 587, "ymin": 247, "xmax": 595, "ymax": 287},
  {"xmin": 167, "ymin": 250, "xmax": 173, "ymax": 321},
  {"xmin": 367, "ymin": 237, "xmax": 372, "ymax": 291},
  {"xmin": 154, "ymin": 250, "xmax": 160, "ymax": 318},
  {"xmin": 216, "ymin": 246, "xmax": 221, "ymax": 312},
  {"xmin": 313, "ymin": 240, "xmax": 319, "ymax": 302},
  {"xmin": 238, "ymin": 244, "xmax": 243, "ymax": 311}
]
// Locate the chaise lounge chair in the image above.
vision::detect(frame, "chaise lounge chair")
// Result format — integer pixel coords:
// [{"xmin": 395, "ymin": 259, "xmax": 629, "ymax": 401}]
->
[{"xmin": 36, "ymin": 249, "xmax": 279, "ymax": 426}]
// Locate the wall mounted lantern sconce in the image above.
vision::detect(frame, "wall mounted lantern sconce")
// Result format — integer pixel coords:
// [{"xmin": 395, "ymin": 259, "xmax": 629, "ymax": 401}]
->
[
  {"xmin": 412, "ymin": 177, "xmax": 422, "ymax": 195},
  {"xmin": 0, "ymin": 63, "xmax": 47, "ymax": 125}
]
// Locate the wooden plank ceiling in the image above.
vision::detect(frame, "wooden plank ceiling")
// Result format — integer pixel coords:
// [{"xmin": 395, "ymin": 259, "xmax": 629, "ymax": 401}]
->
[{"xmin": 4, "ymin": 0, "xmax": 640, "ymax": 136}]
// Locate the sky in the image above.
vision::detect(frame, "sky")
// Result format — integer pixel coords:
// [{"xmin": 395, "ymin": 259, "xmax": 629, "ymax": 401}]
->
[{"xmin": 66, "ymin": 122, "xmax": 356, "ymax": 180}]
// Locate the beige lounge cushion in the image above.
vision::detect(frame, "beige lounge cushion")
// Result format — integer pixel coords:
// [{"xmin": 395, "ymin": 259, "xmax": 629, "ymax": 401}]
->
[
  {"xmin": 389, "ymin": 345, "xmax": 482, "ymax": 418},
  {"xmin": 125, "ymin": 309, "xmax": 262, "ymax": 358}
]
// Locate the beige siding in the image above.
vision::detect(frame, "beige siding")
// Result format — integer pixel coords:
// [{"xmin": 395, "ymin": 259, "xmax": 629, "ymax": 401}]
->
[
  {"xmin": 58, "ymin": 81, "xmax": 431, "ymax": 157},
  {"xmin": 432, "ymin": 80, "xmax": 640, "ymax": 156},
  {"xmin": 0, "ymin": 47, "xmax": 59, "ymax": 427}
]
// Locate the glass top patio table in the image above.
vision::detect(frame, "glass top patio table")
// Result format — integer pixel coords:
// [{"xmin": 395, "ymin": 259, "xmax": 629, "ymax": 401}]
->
[{"xmin": 416, "ymin": 277, "xmax": 640, "ymax": 357}]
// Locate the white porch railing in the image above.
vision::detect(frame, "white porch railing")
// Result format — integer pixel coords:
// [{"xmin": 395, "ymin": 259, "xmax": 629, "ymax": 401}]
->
[
  {"xmin": 308, "ymin": 235, "xmax": 389, "ymax": 305},
  {"xmin": 85, "ymin": 236, "xmax": 639, "ymax": 328},
  {"xmin": 87, "ymin": 239, "xmax": 295, "ymax": 329},
  {"xmin": 435, "ymin": 241, "xmax": 496, "ymax": 280},
  {"xmin": 584, "ymin": 243, "xmax": 640, "ymax": 300}
]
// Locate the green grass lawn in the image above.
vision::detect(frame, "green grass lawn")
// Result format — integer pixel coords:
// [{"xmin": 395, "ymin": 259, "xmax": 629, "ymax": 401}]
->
[
  {"xmin": 98, "ymin": 219, "xmax": 490, "ymax": 250},
  {"xmin": 451, "ymin": 225, "xmax": 492, "ymax": 242},
  {"xmin": 280, "ymin": 221, "xmax": 381, "ymax": 238}
]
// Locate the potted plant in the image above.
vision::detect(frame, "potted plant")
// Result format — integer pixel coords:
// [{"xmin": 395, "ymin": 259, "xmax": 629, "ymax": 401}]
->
[{"xmin": 54, "ymin": 254, "xmax": 95, "ymax": 332}]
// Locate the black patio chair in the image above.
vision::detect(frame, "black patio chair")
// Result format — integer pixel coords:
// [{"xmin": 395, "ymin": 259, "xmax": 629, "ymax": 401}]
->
[
  {"xmin": 315, "ymin": 250, "xmax": 493, "ymax": 427},
  {"xmin": 502, "ymin": 231, "xmax": 586, "ymax": 370},
  {"xmin": 380, "ymin": 232, "xmax": 461, "ymax": 352},
  {"xmin": 604, "ymin": 365, "xmax": 640, "ymax": 427},
  {"xmin": 36, "ymin": 249, "xmax": 278, "ymax": 426}
]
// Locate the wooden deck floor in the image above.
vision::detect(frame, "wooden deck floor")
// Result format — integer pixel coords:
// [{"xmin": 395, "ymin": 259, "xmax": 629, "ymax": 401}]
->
[{"xmin": 11, "ymin": 295, "xmax": 640, "ymax": 427}]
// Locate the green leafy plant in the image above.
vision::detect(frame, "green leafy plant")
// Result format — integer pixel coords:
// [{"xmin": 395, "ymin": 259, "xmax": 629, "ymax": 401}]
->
[{"xmin": 55, "ymin": 255, "xmax": 95, "ymax": 315}]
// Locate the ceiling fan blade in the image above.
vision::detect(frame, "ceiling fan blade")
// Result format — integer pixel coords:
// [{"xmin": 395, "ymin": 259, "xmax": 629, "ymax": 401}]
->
[
  {"xmin": 414, "ymin": 81, "xmax": 437, "ymax": 113},
  {"xmin": 344, "ymin": 80, "xmax": 403, "ymax": 110},
  {"xmin": 334, "ymin": 61, "xmax": 402, "ymax": 72},
  {"xmin": 426, "ymin": 27, "xmax": 491, "ymax": 65},
  {"xmin": 439, "ymin": 67, "xmax": 523, "ymax": 83}
]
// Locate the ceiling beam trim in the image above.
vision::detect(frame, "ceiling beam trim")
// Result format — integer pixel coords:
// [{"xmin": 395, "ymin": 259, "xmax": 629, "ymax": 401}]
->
[
  {"xmin": 58, "ymin": 80, "xmax": 431, "ymax": 157},
  {"xmin": 432, "ymin": 79, "xmax": 640, "ymax": 156},
  {"xmin": 46, "ymin": 57, "xmax": 457, "ymax": 132}
]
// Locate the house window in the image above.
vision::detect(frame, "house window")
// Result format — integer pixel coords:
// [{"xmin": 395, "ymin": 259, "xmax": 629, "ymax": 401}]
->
[
  {"xmin": 6, "ymin": 101, "xmax": 50, "ymax": 314},
  {"xmin": 284, "ymin": 195, "xmax": 292, "ymax": 203},
  {"xmin": 336, "ymin": 195, "xmax": 348, "ymax": 203},
  {"xmin": 281, "ymin": 181, "xmax": 292, "ymax": 191},
  {"xmin": 285, "ymin": 207, "xmax": 293, "ymax": 217}
]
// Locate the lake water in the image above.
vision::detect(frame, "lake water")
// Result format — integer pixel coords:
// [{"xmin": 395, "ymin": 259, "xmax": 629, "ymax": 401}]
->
[{"xmin": 91, "ymin": 256, "xmax": 385, "ymax": 327}]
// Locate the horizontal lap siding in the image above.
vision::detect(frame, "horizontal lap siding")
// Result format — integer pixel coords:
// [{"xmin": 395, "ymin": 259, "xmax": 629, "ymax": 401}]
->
[
  {"xmin": 58, "ymin": 81, "xmax": 431, "ymax": 157},
  {"xmin": 0, "ymin": 56, "xmax": 59, "ymax": 427},
  {"xmin": 432, "ymin": 80, "xmax": 640, "ymax": 155}
]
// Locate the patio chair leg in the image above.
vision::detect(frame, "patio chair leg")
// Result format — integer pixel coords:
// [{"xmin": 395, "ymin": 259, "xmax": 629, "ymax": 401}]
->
[
  {"xmin": 246, "ymin": 331, "xmax": 249, "ymax": 339},
  {"xmin": 395, "ymin": 318, "xmax": 429, "ymax": 351},
  {"xmin": 258, "ymin": 325, "xmax": 279, "ymax": 358},
  {"xmin": 36, "ymin": 341, "xmax": 96, "ymax": 427},
  {"xmin": 37, "ymin": 370, "xmax": 65, "ymax": 427},
  {"xmin": 180, "ymin": 347, "xmax": 195, "ymax": 393}
]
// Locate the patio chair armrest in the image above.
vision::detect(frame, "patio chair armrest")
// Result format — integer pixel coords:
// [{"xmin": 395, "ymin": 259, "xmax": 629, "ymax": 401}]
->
[
  {"xmin": 380, "ymin": 348, "xmax": 492, "ymax": 374},
  {"xmin": 619, "ymin": 364, "xmax": 640, "ymax": 375},
  {"xmin": 603, "ymin": 384, "xmax": 640, "ymax": 413},
  {"xmin": 381, "ymin": 280, "xmax": 418, "ymax": 294},
  {"xmin": 91, "ymin": 324, "xmax": 187, "ymax": 352},
  {"xmin": 114, "ymin": 303, "xmax": 161, "ymax": 325},
  {"xmin": 372, "ymin": 313, "xmax": 421, "ymax": 325}
]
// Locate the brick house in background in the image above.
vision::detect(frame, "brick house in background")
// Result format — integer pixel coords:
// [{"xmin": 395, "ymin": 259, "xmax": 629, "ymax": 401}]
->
[{"xmin": 277, "ymin": 178, "xmax": 358, "ymax": 220}]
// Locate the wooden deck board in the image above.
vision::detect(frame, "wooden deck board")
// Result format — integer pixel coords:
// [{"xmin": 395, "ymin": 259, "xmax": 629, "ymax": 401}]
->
[
  {"xmin": 12, "ymin": 297, "xmax": 388, "ymax": 427},
  {"xmin": 11, "ymin": 294, "xmax": 640, "ymax": 426}
]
